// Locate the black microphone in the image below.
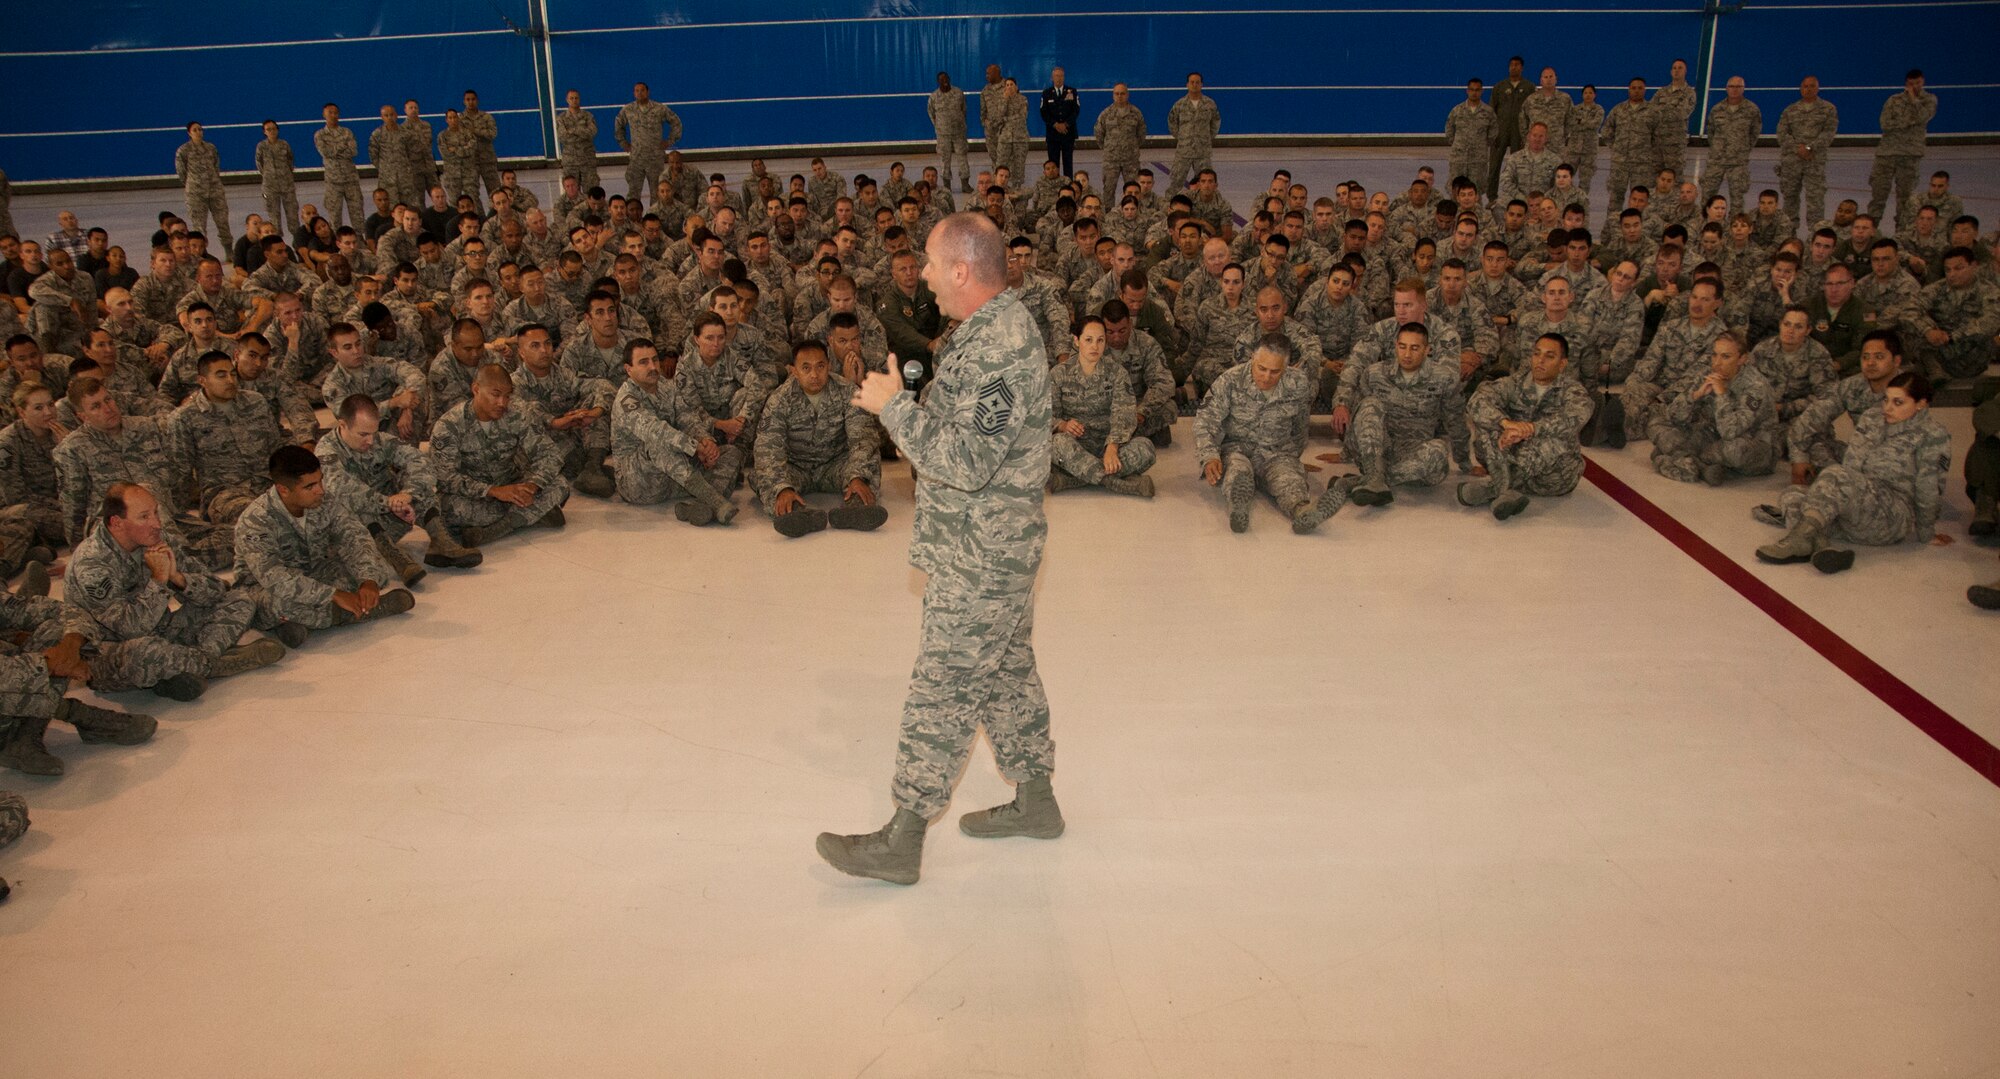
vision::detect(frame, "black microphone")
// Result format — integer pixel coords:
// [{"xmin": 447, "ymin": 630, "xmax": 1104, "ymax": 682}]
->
[{"xmin": 901, "ymin": 355, "xmax": 926, "ymax": 393}]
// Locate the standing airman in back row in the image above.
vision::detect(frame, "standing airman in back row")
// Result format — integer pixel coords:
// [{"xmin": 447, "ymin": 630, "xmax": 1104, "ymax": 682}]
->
[
  {"xmin": 1444, "ymin": 80, "xmax": 1496, "ymax": 198},
  {"xmin": 1775, "ymin": 76, "xmax": 1838, "ymax": 231},
  {"xmin": 1094, "ymin": 83, "xmax": 1149, "ymax": 207},
  {"xmin": 175, "ymin": 123, "xmax": 232, "ymax": 252},
  {"xmin": 928, "ymin": 73, "xmax": 970, "ymax": 195},
  {"xmin": 1166, "ymin": 73, "xmax": 1221, "ymax": 191},
  {"xmin": 615, "ymin": 82, "xmax": 682, "ymax": 212}
]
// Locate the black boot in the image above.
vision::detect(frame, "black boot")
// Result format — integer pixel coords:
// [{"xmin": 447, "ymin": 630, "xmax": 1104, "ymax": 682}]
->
[{"xmin": 0, "ymin": 716, "xmax": 64, "ymax": 776}]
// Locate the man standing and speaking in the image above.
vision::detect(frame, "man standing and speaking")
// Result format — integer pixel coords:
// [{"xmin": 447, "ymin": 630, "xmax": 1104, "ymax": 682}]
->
[{"xmin": 818, "ymin": 213, "xmax": 1059, "ymax": 886}]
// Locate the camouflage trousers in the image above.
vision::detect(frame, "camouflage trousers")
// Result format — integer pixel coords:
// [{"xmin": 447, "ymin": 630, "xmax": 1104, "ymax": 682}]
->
[
  {"xmin": 262, "ymin": 183, "xmax": 300, "ymax": 238},
  {"xmin": 1606, "ymin": 160, "xmax": 1651, "ymax": 223},
  {"xmin": 1192, "ymin": 352, "xmax": 1237, "ymax": 397},
  {"xmin": 559, "ymin": 155, "xmax": 600, "ymax": 191},
  {"xmin": 625, "ymin": 156, "xmax": 663, "ymax": 210},
  {"xmin": 1473, "ymin": 429, "xmax": 1584, "ymax": 497},
  {"xmin": 193, "ymin": 480, "xmax": 267, "ymax": 570},
  {"xmin": 891, "ymin": 566, "xmax": 1053, "ymax": 819},
  {"xmin": 1780, "ymin": 464, "xmax": 1915, "ymax": 545},
  {"xmin": 1220, "ymin": 447, "xmax": 1310, "ymax": 513},
  {"xmin": 615, "ymin": 442, "xmax": 702, "ymax": 506},
  {"xmin": 85, "ymin": 590, "xmax": 255, "ymax": 691},
  {"xmin": 1101, "ymin": 153, "xmax": 1142, "ymax": 205},
  {"xmin": 1789, "ymin": 425, "xmax": 1850, "ymax": 471},
  {"xmin": 0, "ymin": 653, "xmax": 63, "ymax": 721},
  {"xmin": 185, "ymin": 186, "xmax": 233, "ymax": 251},
  {"xmin": 1656, "ymin": 144, "xmax": 1688, "ymax": 187},
  {"xmin": 1622, "ymin": 379, "xmax": 1673, "ymax": 442},
  {"xmin": 1777, "ymin": 155, "xmax": 1828, "ymax": 234},
  {"xmin": 442, "ymin": 480, "xmax": 568, "ymax": 536},
  {"xmin": 936, "ymin": 131, "xmax": 969, "ymax": 189},
  {"xmin": 1867, "ymin": 154, "xmax": 1920, "ymax": 230},
  {"xmin": 754, "ymin": 458, "xmax": 852, "ymax": 514},
  {"xmin": 1569, "ymin": 151, "xmax": 1598, "ymax": 214},
  {"xmin": 1347, "ymin": 400, "xmax": 1450, "ymax": 488},
  {"xmin": 1167, "ymin": 142, "xmax": 1213, "ymax": 192},
  {"xmin": 1651, "ymin": 423, "xmax": 1778, "ymax": 483},
  {"xmin": 321, "ymin": 176, "xmax": 365, "ymax": 230},
  {"xmin": 1448, "ymin": 154, "xmax": 1489, "ymax": 198},
  {"xmin": 473, "ymin": 152, "xmax": 503, "ymax": 206},
  {"xmin": 0, "ymin": 501, "xmax": 62, "ymax": 575},
  {"xmin": 995, "ymin": 137, "xmax": 1028, "ymax": 185},
  {"xmin": 1700, "ymin": 160, "xmax": 1750, "ymax": 216},
  {"xmin": 443, "ymin": 165, "xmax": 483, "ymax": 214},
  {"xmin": 1965, "ymin": 387, "xmax": 2000, "ymax": 498},
  {"xmin": 1051, "ymin": 431, "xmax": 1157, "ymax": 486},
  {"xmin": 1916, "ymin": 335, "xmax": 1997, "ymax": 381}
]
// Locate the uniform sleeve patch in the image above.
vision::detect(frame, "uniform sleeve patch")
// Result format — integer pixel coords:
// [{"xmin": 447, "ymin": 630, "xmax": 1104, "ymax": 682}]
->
[{"xmin": 973, "ymin": 377, "xmax": 1016, "ymax": 437}]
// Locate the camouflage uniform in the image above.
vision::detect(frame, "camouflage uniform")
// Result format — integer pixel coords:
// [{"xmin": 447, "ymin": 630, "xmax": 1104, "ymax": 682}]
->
[
  {"xmin": 877, "ymin": 289, "xmax": 1053, "ymax": 819},
  {"xmin": 1908, "ymin": 276, "xmax": 2000, "ymax": 379},
  {"xmin": 1855, "ymin": 270, "xmax": 1923, "ymax": 339},
  {"xmin": 993, "ymin": 93, "xmax": 1031, "ymax": 183},
  {"xmin": 1346, "ymin": 313, "xmax": 1462, "ymax": 374},
  {"xmin": 1778, "ymin": 409, "xmax": 1949, "ymax": 544},
  {"xmin": 1106, "ymin": 329, "xmax": 1177, "ymax": 443},
  {"xmin": 554, "ymin": 107, "xmax": 599, "ymax": 188},
  {"xmin": 1093, "ymin": 100, "xmax": 1148, "ymax": 201},
  {"xmin": 169, "ymin": 391, "xmax": 284, "ymax": 565},
  {"xmin": 1786, "ymin": 370, "xmax": 1886, "ymax": 469},
  {"xmin": 428, "ymin": 354, "xmax": 483, "ymax": 420},
  {"xmin": 615, "ymin": 100, "xmax": 682, "ymax": 208},
  {"xmin": 1565, "ymin": 97, "xmax": 1605, "ymax": 211},
  {"xmin": 1869, "ymin": 90, "xmax": 1938, "ymax": 230},
  {"xmin": 1501, "ymin": 309, "xmax": 1596, "ymax": 382},
  {"xmin": 1468, "ymin": 369, "xmax": 1593, "ymax": 499},
  {"xmin": 233, "ymin": 485, "xmax": 398, "ymax": 629},
  {"xmin": 751, "ymin": 374, "xmax": 881, "ymax": 513},
  {"xmin": 1651, "ymin": 83, "xmax": 1697, "ymax": 178},
  {"xmin": 321, "ymin": 358, "xmax": 427, "ymax": 439},
  {"xmin": 1651, "ymin": 367, "xmax": 1780, "ymax": 483},
  {"xmin": 402, "ymin": 114, "xmax": 437, "ymax": 191},
  {"xmin": 27, "ymin": 271, "xmax": 94, "ymax": 357},
  {"xmin": 512, "ymin": 363, "xmax": 614, "ymax": 479},
  {"xmin": 1775, "ymin": 96, "xmax": 1838, "ymax": 230},
  {"xmin": 63, "ymin": 523, "xmax": 253, "ymax": 691},
  {"xmin": 1748, "ymin": 336, "xmax": 1837, "ymax": 422},
  {"xmin": 0, "ymin": 420, "xmax": 65, "ymax": 559},
  {"xmin": 1445, "ymin": 98, "xmax": 1497, "ymax": 194},
  {"xmin": 314, "ymin": 123, "xmax": 364, "ymax": 230},
  {"xmin": 315, "ymin": 428, "xmax": 438, "ymax": 538},
  {"xmin": 1497, "ymin": 148, "xmax": 1560, "ymax": 208},
  {"xmin": 672, "ymin": 345, "xmax": 772, "ymax": 492},
  {"xmin": 369, "ymin": 122, "xmax": 418, "ymax": 208},
  {"xmin": 1166, "ymin": 93, "xmax": 1222, "ymax": 191},
  {"xmin": 428, "ymin": 401, "xmax": 568, "ymax": 536},
  {"xmin": 1341, "ymin": 359, "xmax": 1470, "ymax": 487},
  {"xmin": 610, "ymin": 377, "xmax": 707, "ymax": 504},
  {"xmin": 928, "ymin": 86, "xmax": 969, "ymax": 192},
  {"xmin": 1601, "ymin": 98, "xmax": 1656, "ymax": 217},
  {"xmin": 0, "ymin": 594, "xmax": 86, "ymax": 728},
  {"xmin": 1189, "ymin": 295, "xmax": 1258, "ymax": 393},
  {"xmin": 1579, "ymin": 287, "xmax": 1646, "ymax": 387},
  {"xmin": 439, "ymin": 125, "xmax": 482, "ymax": 212},
  {"xmin": 1623, "ymin": 315, "xmax": 1725, "ymax": 439},
  {"xmin": 1702, "ymin": 98, "xmax": 1763, "ymax": 213},
  {"xmin": 1519, "ymin": 90, "xmax": 1573, "ymax": 153},
  {"xmin": 1049, "ymin": 356, "xmax": 1156, "ymax": 486},
  {"xmin": 461, "ymin": 107, "xmax": 503, "ymax": 205},
  {"xmin": 175, "ymin": 137, "xmax": 232, "ymax": 251},
  {"xmin": 52, "ymin": 417, "xmax": 182, "ymax": 547},
  {"xmin": 1194, "ymin": 359, "xmax": 1313, "ymax": 517}
]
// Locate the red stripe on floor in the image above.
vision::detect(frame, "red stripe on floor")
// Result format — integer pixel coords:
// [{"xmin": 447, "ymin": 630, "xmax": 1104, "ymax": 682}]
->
[{"xmin": 1584, "ymin": 458, "xmax": 2000, "ymax": 789}]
